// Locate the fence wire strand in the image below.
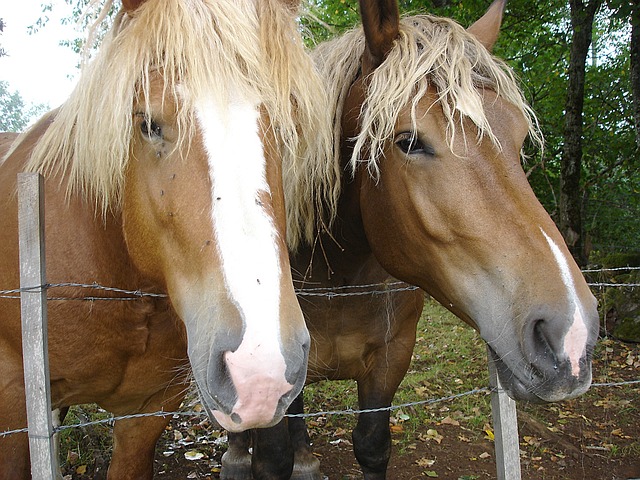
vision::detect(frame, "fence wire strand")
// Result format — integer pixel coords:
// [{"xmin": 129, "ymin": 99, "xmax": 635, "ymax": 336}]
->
[
  {"xmin": 1, "ymin": 266, "xmax": 638, "ymax": 302},
  {"xmin": 1, "ymin": 379, "xmax": 638, "ymax": 439}
]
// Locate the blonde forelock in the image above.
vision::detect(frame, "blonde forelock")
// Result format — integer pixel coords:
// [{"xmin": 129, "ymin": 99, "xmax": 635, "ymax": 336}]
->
[{"xmin": 313, "ymin": 14, "xmax": 543, "ymax": 182}]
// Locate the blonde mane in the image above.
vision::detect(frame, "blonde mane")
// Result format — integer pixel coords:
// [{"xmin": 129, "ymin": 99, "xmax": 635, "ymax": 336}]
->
[
  {"xmin": 312, "ymin": 13, "xmax": 543, "ymax": 183},
  {"xmin": 8, "ymin": 0, "xmax": 336, "ymax": 250}
]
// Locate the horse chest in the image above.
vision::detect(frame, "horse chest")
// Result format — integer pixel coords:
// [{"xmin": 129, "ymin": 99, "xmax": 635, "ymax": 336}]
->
[
  {"xmin": 304, "ymin": 300, "xmax": 394, "ymax": 381},
  {"xmin": 47, "ymin": 299, "xmax": 186, "ymax": 406}
]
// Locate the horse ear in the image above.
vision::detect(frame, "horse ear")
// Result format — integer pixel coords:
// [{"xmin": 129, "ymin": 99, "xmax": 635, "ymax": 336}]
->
[
  {"xmin": 358, "ymin": 0, "xmax": 400, "ymax": 75},
  {"xmin": 467, "ymin": 0, "xmax": 507, "ymax": 52},
  {"xmin": 121, "ymin": 0, "xmax": 147, "ymax": 13}
]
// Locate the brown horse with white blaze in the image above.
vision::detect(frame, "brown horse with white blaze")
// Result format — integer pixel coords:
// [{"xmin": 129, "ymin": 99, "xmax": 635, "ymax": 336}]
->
[
  {"xmin": 0, "ymin": 0, "xmax": 334, "ymax": 478},
  {"xmin": 221, "ymin": 1, "xmax": 599, "ymax": 479}
]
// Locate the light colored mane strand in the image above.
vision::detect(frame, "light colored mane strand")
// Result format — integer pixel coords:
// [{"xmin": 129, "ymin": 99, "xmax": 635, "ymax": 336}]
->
[{"xmin": 313, "ymin": 13, "xmax": 543, "ymax": 181}]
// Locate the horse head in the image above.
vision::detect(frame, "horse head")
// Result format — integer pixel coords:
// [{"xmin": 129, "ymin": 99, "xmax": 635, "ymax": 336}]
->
[
  {"xmin": 337, "ymin": 0, "xmax": 599, "ymax": 403},
  {"xmin": 21, "ymin": 0, "xmax": 319, "ymax": 431}
]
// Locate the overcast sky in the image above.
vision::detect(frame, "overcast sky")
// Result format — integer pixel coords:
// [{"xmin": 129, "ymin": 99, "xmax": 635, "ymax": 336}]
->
[{"xmin": 1, "ymin": 2, "xmax": 80, "ymax": 109}]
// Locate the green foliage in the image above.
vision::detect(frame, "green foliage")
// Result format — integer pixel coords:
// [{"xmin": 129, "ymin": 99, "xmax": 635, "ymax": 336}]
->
[{"xmin": 0, "ymin": 81, "xmax": 48, "ymax": 132}]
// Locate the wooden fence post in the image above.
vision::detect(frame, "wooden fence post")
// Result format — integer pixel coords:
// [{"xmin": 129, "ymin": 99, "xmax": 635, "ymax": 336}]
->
[
  {"xmin": 487, "ymin": 347, "xmax": 522, "ymax": 480},
  {"xmin": 18, "ymin": 172, "xmax": 58, "ymax": 480}
]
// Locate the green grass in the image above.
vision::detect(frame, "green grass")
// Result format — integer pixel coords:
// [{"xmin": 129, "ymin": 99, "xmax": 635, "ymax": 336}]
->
[{"xmin": 57, "ymin": 404, "xmax": 113, "ymax": 474}]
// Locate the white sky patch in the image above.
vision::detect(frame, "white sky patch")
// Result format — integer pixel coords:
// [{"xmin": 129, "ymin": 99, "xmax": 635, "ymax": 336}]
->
[
  {"xmin": 540, "ymin": 227, "xmax": 589, "ymax": 376},
  {"xmin": 1, "ymin": 3, "xmax": 80, "ymax": 108}
]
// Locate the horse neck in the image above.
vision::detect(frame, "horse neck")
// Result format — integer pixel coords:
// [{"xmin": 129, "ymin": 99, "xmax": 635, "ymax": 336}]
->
[
  {"xmin": 334, "ymin": 75, "xmax": 372, "ymax": 254},
  {"xmin": 289, "ymin": 102, "xmax": 375, "ymax": 286}
]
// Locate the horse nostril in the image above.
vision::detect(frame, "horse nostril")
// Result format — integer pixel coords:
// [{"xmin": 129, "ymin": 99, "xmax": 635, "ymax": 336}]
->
[
  {"xmin": 527, "ymin": 317, "xmax": 562, "ymax": 378},
  {"xmin": 533, "ymin": 319, "xmax": 551, "ymax": 355}
]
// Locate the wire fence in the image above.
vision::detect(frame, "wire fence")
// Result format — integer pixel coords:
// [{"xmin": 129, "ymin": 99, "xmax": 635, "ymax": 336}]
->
[
  {"xmin": 1, "ymin": 268, "xmax": 638, "ymax": 442},
  {"xmin": 2, "ymin": 379, "xmax": 639, "ymax": 440},
  {"xmin": 1, "ymin": 264, "xmax": 638, "ymax": 302}
]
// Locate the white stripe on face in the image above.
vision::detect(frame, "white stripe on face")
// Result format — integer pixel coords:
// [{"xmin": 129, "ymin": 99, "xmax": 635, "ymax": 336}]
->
[
  {"xmin": 196, "ymin": 91, "xmax": 291, "ymax": 425},
  {"xmin": 540, "ymin": 228, "xmax": 589, "ymax": 377}
]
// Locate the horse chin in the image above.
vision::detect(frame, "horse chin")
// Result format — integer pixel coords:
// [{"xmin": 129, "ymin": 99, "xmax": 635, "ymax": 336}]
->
[{"xmin": 487, "ymin": 346, "xmax": 593, "ymax": 404}]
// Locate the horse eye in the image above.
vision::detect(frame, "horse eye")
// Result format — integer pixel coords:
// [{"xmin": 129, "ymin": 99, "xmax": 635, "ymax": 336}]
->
[
  {"xmin": 141, "ymin": 118, "xmax": 163, "ymax": 139},
  {"xmin": 395, "ymin": 133, "xmax": 434, "ymax": 156}
]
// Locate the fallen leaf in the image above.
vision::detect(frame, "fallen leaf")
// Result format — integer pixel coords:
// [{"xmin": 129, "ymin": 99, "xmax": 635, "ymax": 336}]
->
[
  {"xmin": 390, "ymin": 425, "xmax": 404, "ymax": 434},
  {"xmin": 75, "ymin": 465, "xmax": 87, "ymax": 475},
  {"xmin": 483, "ymin": 425, "xmax": 494, "ymax": 441},
  {"xmin": 66, "ymin": 451, "xmax": 79, "ymax": 466},
  {"xmin": 184, "ymin": 450, "xmax": 205, "ymax": 461},
  {"xmin": 524, "ymin": 436, "xmax": 541, "ymax": 447},
  {"xmin": 425, "ymin": 470, "xmax": 439, "ymax": 477},
  {"xmin": 440, "ymin": 416, "xmax": 460, "ymax": 426},
  {"xmin": 479, "ymin": 452, "xmax": 491, "ymax": 459},
  {"xmin": 416, "ymin": 458, "xmax": 436, "ymax": 467},
  {"xmin": 426, "ymin": 428, "xmax": 444, "ymax": 444}
]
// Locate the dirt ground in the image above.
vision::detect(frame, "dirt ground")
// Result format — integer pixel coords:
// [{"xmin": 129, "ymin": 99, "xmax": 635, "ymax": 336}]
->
[{"xmin": 146, "ymin": 338, "xmax": 639, "ymax": 480}]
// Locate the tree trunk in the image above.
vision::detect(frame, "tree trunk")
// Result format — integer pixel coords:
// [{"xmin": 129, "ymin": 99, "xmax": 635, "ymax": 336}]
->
[
  {"xmin": 631, "ymin": 0, "xmax": 640, "ymax": 148},
  {"xmin": 560, "ymin": 0, "xmax": 601, "ymax": 266}
]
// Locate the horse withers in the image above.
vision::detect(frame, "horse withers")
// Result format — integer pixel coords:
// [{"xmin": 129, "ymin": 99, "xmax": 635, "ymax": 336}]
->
[
  {"xmin": 221, "ymin": 1, "xmax": 599, "ymax": 479},
  {"xmin": 0, "ymin": 0, "xmax": 332, "ymax": 478}
]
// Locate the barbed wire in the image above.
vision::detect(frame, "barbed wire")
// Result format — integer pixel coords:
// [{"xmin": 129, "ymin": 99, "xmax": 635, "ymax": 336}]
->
[
  {"xmin": 1, "ymin": 379, "xmax": 638, "ymax": 440},
  {"xmin": 583, "ymin": 266, "xmax": 640, "ymax": 273},
  {"xmin": 1, "ymin": 267, "xmax": 638, "ymax": 303},
  {"xmin": 0, "ymin": 281, "xmax": 421, "ymax": 300}
]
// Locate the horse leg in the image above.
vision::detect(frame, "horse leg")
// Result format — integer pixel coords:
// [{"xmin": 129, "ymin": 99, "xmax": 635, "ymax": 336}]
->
[
  {"xmin": 220, "ymin": 431, "xmax": 252, "ymax": 480},
  {"xmin": 106, "ymin": 413, "xmax": 170, "ymax": 479},
  {"xmin": 251, "ymin": 419, "xmax": 294, "ymax": 480},
  {"xmin": 0, "ymin": 368, "xmax": 30, "ymax": 479},
  {"xmin": 352, "ymin": 405, "xmax": 392, "ymax": 480},
  {"xmin": 288, "ymin": 393, "xmax": 322, "ymax": 480},
  {"xmin": 223, "ymin": 392, "xmax": 321, "ymax": 480},
  {"xmin": 353, "ymin": 337, "xmax": 418, "ymax": 478},
  {"xmin": 106, "ymin": 386, "xmax": 186, "ymax": 480}
]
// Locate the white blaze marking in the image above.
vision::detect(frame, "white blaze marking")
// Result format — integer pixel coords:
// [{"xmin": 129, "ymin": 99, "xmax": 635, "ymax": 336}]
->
[
  {"xmin": 540, "ymin": 228, "xmax": 589, "ymax": 377},
  {"xmin": 196, "ymin": 91, "xmax": 291, "ymax": 426}
]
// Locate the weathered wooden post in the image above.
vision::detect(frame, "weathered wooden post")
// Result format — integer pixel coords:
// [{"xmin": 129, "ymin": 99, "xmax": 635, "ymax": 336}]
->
[
  {"xmin": 487, "ymin": 347, "xmax": 522, "ymax": 480},
  {"xmin": 18, "ymin": 172, "xmax": 58, "ymax": 480}
]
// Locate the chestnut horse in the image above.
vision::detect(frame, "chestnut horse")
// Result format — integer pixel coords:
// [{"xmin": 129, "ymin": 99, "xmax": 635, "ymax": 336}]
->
[
  {"xmin": 0, "ymin": 0, "xmax": 335, "ymax": 478},
  {"xmin": 221, "ymin": 1, "xmax": 600, "ymax": 479}
]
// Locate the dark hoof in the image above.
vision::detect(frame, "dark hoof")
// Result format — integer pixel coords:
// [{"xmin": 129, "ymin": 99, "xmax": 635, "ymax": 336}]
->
[
  {"xmin": 220, "ymin": 450, "xmax": 252, "ymax": 480},
  {"xmin": 290, "ymin": 454, "xmax": 323, "ymax": 480}
]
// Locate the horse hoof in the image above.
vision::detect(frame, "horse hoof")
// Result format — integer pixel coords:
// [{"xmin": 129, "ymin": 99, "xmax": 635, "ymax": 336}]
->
[
  {"xmin": 220, "ymin": 450, "xmax": 252, "ymax": 480},
  {"xmin": 290, "ymin": 473, "xmax": 326, "ymax": 480},
  {"xmin": 291, "ymin": 456, "xmax": 324, "ymax": 480}
]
